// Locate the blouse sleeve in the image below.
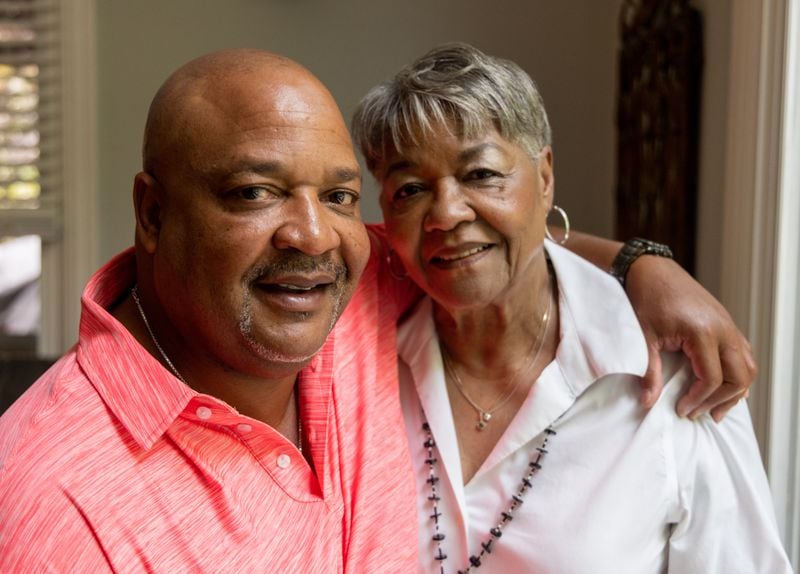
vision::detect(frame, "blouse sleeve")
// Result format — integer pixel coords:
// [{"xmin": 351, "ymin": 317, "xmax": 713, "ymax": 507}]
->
[{"xmin": 665, "ymin": 362, "xmax": 792, "ymax": 573}]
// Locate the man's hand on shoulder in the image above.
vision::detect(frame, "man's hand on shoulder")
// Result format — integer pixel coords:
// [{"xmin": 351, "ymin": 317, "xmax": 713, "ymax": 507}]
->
[{"xmin": 626, "ymin": 255, "xmax": 757, "ymax": 422}]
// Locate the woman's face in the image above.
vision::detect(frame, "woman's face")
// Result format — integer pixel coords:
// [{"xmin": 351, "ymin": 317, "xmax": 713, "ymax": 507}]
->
[{"xmin": 378, "ymin": 125, "xmax": 554, "ymax": 310}]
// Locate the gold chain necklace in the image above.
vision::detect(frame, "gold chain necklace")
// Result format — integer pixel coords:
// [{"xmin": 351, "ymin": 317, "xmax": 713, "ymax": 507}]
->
[
  {"xmin": 131, "ymin": 285, "xmax": 186, "ymax": 383},
  {"xmin": 130, "ymin": 285, "xmax": 303, "ymax": 453},
  {"xmin": 440, "ymin": 272, "xmax": 554, "ymax": 431}
]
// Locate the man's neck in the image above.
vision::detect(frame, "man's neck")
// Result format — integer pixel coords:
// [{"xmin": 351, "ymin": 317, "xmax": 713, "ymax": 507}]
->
[{"xmin": 112, "ymin": 293, "xmax": 303, "ymax": 430}]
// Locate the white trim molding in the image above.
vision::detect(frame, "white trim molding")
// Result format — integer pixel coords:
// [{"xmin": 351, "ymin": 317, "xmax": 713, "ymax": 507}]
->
[
  {"xmin": 41, "ymin": 0, "xmax": 98, "ymax": 356},
  {"xmin": 769, "ymin": 0, "xmax": 800, "ymax": 562},
  {"xmin": 721, "ymin": 0, "xmax": 799, "ymax": 565}
]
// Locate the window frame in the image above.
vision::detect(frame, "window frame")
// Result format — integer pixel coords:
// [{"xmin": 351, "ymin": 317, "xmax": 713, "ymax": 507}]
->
[{"xmin": 47, "ymin": 0, "xmax": 97, "ymax": 357}]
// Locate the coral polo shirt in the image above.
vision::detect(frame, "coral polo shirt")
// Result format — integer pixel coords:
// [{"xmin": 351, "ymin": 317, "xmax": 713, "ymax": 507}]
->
[{"xmin": 0, "ymin": 227, "xmax": 418, "ymax": 572}]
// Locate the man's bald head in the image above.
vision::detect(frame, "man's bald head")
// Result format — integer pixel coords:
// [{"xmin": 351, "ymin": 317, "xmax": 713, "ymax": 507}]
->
[
  {"xmin": 142, "ymin": 49, "xmax": 347, "ymax": 177},
  {"xmin": 130, "ymin": 48, "xmax": 368, "ymax": 386}
]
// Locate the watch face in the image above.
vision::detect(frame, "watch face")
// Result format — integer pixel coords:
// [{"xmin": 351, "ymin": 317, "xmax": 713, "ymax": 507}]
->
[
  {"xmin": 630, "ymin": 238, "xmax": 673, "ymax": 258},
  {"xmin": 628, "ymin": 242, "xmax": 645, "ymax": 255},
  {"xmin": 629, "ymin": 238, "xmax": 648, "ymax": 253},
  {"xmin": 612, "ymin": 238, "xmax": 673, "ymax": 287}
]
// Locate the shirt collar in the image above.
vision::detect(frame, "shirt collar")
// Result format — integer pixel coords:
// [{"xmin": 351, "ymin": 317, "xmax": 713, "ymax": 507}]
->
[
  {"xmin": 396, "ymin": 240, "xmax": 647, "ymax": 400},
  {"xmin": 397, "ymin": 241, "xmax": 648, "ymax": 479},
  {"xmin": 76, "ymin": 248, "xmax": 197, "ymax": 449},
  {"xmin": 545, "ymin": 239, "xmax": 647, "ymax": 394}
]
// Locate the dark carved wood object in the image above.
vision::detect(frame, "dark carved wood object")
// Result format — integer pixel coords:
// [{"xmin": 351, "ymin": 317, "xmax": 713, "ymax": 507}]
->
[{"xmin": 615, "ymin": 0, "xmax": 702, "ymax": 273}]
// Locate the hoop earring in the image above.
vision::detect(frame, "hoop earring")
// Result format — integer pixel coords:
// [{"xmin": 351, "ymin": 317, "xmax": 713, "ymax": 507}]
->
[
  {"xmin": 545, "ymin": 205, "xmax": 570, "ymax": 245},
  {"xmin": 386, "ymin": 249, "xmax": 408, "ymax": 280}
]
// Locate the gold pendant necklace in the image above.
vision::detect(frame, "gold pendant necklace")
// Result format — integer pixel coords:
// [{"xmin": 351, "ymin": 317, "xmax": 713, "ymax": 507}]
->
[{"xmin": 440, "ymin": 272, "xmax": 554, "ymax": 431}]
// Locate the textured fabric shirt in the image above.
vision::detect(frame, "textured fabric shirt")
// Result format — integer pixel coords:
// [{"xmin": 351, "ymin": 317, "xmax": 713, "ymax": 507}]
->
[
  {"xmin": 0, "ymin": 226, "xmax": 418, "ymax": 573},
  {"xmin": 399, "ymin": 241, "xmax": 791, "ymax": 573}
]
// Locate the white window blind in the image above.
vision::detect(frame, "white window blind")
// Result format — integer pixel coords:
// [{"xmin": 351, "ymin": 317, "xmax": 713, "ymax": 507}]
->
[
  {"xmin": 0, "ymin": 0, "xmax": 63, "ymax": 356},
  {"xmin": 0, "ymin": 0, "xmax": 62, "ymax": 241}
]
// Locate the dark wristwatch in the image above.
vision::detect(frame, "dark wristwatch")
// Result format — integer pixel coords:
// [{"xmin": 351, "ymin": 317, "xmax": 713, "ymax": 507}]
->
[{"xmin": 610, "ymin": 237, "xmax": 674, "ymax": 289}]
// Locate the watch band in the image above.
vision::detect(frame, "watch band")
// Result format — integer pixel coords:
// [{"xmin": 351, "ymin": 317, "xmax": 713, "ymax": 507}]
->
[{"xmin": 610, "ymin": 237, "xmax": 674, "ymax": 288}]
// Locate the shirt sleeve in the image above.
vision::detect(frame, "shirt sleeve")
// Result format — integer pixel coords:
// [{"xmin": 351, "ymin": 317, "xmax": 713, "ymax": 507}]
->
[
  {"xmin": 665, "ymin": 366, "xmax": 792, "ymax": 573},
  {"xmin": 0, "ymin": 477, "xmax": 113, "ymax": 572}
]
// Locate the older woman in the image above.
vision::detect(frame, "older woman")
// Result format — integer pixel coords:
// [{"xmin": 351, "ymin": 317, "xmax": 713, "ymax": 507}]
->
[{"xmin": 353, "ymin": 43, "xmax": 790, "ymax": 572}]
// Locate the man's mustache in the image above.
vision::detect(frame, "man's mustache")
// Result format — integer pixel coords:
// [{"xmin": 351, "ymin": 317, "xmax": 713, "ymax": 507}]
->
[{"xmin": 247, "ymin": 253, "xmax": 348, "ymax": 285}]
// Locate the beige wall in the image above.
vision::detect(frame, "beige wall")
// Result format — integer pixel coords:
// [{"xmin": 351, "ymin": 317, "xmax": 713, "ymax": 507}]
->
[
  {"xmin": 690, "ymin": 0, "xmax": 732, "ymax": 295},
  {"xmin": 95, "ymin": 0, "xmax": 729, "ymax": 294}
]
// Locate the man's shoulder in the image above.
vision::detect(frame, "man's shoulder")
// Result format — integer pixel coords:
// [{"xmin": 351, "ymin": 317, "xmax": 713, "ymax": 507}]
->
[
  {"xmin": 0, "ymin": 353, "xmax": 117, "ymax": 570},
  {"xmin": 0, "ymin": 351, "xmax": 141, "ymax": 570},
  {"xmin": 0, "ymin": 351, "xmax": 114, "ymax": 484},
  {"xmin": 0, "ymin": 404, "xmax": 110, "ymax": 572}
]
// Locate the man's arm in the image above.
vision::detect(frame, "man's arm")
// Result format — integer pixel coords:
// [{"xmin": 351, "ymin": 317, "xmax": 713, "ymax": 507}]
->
[{"xmin": 559, "ymin": 229, "xmax": 756, "ymax": 422}]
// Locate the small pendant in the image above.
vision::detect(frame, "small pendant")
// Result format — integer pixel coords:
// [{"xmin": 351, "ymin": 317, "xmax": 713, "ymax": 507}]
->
[{"xmin": 476, "ymin": 412, "xmax": 491, "ymax": 430}]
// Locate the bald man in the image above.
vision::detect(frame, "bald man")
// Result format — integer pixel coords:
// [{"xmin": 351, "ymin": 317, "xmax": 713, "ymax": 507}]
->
[
  {"xmin": 0, "ymin": 49, "xmax": 758, "ymax": 572},
  {"xmin": 0, "ymin": 49, "xmax": 419, "ymax": 572}
]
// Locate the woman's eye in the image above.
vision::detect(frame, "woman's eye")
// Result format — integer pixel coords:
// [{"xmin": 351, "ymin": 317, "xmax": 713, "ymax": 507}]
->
[
  {"xmin": 466, "ymin": 168, "xmax": 501, "ymax": 181},
  {"xmin": 393, "ymin": 183, "xmax": 424, "ymax": 201},
  {"xmin": 328, "ymin": 190, "xmax": 358, "ymax": 206}
]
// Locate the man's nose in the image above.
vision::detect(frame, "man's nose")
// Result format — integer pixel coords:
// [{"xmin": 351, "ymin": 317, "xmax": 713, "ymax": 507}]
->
[{"xmin": 272, "ymin": 193, "xmax": 341, "ymax": 255}]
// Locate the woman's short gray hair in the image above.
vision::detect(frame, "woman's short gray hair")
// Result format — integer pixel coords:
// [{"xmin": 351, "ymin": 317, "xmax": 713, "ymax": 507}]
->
[{"xmin": 352, "ymin": 42, "xmax": 552, "ymax": 173}]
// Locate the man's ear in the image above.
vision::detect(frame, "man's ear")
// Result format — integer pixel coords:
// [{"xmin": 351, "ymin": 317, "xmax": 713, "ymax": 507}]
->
[{"xmin": 133, "ymin": 172, "xmax": 162, "ymax": 254}]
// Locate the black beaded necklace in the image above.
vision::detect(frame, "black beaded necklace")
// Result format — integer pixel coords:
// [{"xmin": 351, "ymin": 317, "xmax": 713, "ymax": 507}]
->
[{"xmin": 421, "ymin": 417, "xmax": 556, "ymax": 573}]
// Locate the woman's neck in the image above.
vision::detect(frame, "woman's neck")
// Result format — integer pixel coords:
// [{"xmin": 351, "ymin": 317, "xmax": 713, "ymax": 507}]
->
[
  {"xmin": 432, "ymin": 257, "xmax": 559, "ymax": 484},
  {"xmin": 433, "ymin": 258, "xmax": 556, "ymax": 379}
]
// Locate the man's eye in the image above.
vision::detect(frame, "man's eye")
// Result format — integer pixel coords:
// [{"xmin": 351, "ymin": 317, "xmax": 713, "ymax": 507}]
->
[
  {"xmin": 328, "ymin": 190, "xmax": 358, "ymax": 206},
  {"xmin": 238, "ymin": 186, "xmax": 271, "ymax": 200}
]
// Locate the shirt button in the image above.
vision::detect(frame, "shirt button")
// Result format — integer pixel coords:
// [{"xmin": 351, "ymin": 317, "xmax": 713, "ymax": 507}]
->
[
  {"xmin": 237, "ymin": 423, "xmax": 252, "ymax": 433},
  {"xmin": 276, "ymin": 454, "xmax": 291, "ymax": 469},
  {"xmin": 196, "ymin": 406, "xmax": 212, "ymax": 420}
]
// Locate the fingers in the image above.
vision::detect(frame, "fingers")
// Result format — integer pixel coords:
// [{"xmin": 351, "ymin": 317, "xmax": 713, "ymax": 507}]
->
[
  {"xmin": 639, "ymin": 342, "xmax": 664, "ymax": 408},
  {"xmin": 676, "ymin": 333, "xmax": 723, "ymax": 418},
  {"xmin": 710, "ymin": 388, "xmax": 750, "ymax": 423},
  {"xmin": 689, "ymin": 381, "xmax": 747, "ymax": 420},
  {"xmin": 690, "ymin": 341, "xmax": 756, "ymax": 420},
  {"xmin": 677, "ymin": 337, "xmax": 756, "ymax": 421},
  {"xmin": 740, "ymin": 338, "xmax": 758, "ymax": 382}
]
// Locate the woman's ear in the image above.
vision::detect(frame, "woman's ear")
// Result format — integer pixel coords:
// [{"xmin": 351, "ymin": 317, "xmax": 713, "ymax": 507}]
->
[
  {"xmin": 133, "ymin": 172, "xmax": 162, "ymax": 254},
  {"xmin": 537, "ymin": 146, "xmax": 555, "ymax": 210}
]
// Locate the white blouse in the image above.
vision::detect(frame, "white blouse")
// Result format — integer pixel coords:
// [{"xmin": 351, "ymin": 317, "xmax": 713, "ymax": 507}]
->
[{"xmin": 398, "ymin": 241, "xmax": 791, "ymax": 574}]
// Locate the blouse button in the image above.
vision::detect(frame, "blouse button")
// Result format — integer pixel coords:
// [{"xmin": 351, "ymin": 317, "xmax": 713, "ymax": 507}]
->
[{"xmin": 276, "ymin": 454, "xmax": 291, "ymax": 469}]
